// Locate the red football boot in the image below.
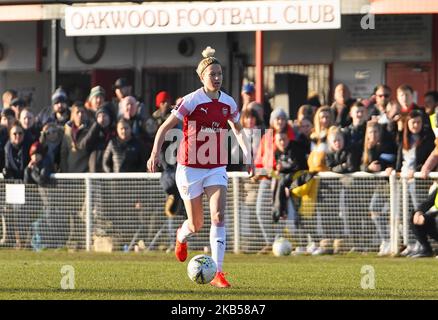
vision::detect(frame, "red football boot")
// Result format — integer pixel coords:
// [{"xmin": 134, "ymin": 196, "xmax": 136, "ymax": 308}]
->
[
  {"xmin": 210, "ymin": 272, "xmax": 231, "ymax": 288},
  {"xmin": 175, "ymin": 227, "xmax": 188, "ymax": 262}
]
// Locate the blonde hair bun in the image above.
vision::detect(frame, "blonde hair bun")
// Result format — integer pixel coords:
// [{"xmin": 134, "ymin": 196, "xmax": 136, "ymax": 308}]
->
[
  {"xmin": 202, "ymin": 46, "xmax": 215, "ymax": 58},
  {"xmin": 196, "ymin": 46, "xmax": 220, "ymax": 76}
]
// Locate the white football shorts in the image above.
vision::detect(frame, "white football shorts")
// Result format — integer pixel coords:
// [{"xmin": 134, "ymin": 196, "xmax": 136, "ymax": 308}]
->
[{"xmin": 175, "ymin": 164, "xmax": 228, "ymax": 200}]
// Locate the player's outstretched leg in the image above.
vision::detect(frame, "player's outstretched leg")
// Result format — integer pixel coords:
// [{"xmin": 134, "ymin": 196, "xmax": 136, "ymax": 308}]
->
[
  {"xmin": 175, "ymin": 224, "xmax": 187, "ymax": 262},
  {"xmin": 175, "ymin": 195, "xmax": 204, "ymax": 262},
  {"xmin": 209, "ymin": 225, "xmax": 230, "ymax": 288},
  {"xmin": 205, "ymin": 185, "xmax": 230, "ymax": 288}
]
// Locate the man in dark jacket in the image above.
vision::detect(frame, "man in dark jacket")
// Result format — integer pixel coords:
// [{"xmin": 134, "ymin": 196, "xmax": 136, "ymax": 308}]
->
[
  {"xmin": 103, "ymin": 118, "xmax": 145, "ymax": 173},
  {"xmin": 330, "ymin": 83, "xmax": 355, "ymax": 128},
  {"xmin": 37, "ymin": 87, "xmax": 71, "ymax": 128},
  {"xmin": 79, "ymin": 103, "xmax": 116, "ymax": 172}
]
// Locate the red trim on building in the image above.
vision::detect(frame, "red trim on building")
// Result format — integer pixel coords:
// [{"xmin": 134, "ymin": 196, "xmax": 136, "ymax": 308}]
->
[
  {"xmin": 432, "ymin": 14, "xmax": 438, "ymax": 90},
  {"xmin": 255, "ymin": 30, "xmax": 264, "ymax": 104}
]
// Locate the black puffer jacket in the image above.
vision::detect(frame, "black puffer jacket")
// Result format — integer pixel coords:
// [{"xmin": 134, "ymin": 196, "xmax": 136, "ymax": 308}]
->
[
  {"xmin": 325, "ymin": 148, "xmax": 356, "ymax": 173},
  {"xmin": 103, "ymin": 136, "xmax": 145, "ymax": 173},
  {"xmin": 79, "ymin": 121, "xmax": 116, "ymax": 172}
]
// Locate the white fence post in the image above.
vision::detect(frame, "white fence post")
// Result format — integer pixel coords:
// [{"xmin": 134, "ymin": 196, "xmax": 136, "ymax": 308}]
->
[
  {"xmin": 389, "ymin": 171, "xmax": 399, "ymax": 255},
  {"xmin": 401, "ymin": 176, "xmax": 409, "ymax": 247},
  {"xmin": 232, "ymin": 176, "xmax": 240, "ymax": 254},
  {"xmin": 85, "ymin": 177, "xmax": 92, "ymax": 252}
]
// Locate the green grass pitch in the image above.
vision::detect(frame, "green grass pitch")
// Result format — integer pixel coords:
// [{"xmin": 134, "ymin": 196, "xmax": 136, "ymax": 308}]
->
[{"xmin": 0, "ymin": 250, "xmax": 437, "ymax": 300}]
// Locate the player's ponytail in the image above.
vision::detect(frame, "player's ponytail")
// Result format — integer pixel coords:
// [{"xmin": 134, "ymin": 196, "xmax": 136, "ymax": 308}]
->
[{"xmin": 196, "ymin": 46, "xmax": 221, "ymax": 77}]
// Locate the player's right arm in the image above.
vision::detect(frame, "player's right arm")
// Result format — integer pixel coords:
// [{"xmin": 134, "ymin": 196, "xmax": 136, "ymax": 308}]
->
[{"xmin": 147, "ymin": 114, "xmax": 180, "ymax": 172}]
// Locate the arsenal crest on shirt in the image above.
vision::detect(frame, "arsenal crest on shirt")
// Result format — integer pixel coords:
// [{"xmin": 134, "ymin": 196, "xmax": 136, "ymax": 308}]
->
[{"xmin": 222, "ymin": 107, "xmax": 228, "ymax": 117}]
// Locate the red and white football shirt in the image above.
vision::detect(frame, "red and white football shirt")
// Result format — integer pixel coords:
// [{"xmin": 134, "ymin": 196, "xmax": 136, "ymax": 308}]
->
[{"xmin": 171, "ymin": 88, "xmax": 240, "ymax": 169}]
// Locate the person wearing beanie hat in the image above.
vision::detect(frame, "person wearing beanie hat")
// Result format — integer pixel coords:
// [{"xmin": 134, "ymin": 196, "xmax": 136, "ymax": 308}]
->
[
  {"xmin": 269, "ymin": 108, "xmax": 288, "ymax": 128},
  {"xmin": 37, "ymin": 87, "xmax": 70, "ymax": 128},
  {"xmin": 147, "ymin": 91, "xmax": 172, "ymax": 137},
  {"xmin": 155, "ymin": 91, "xmax": 171, "ymax": 109},
  {"xmin": 95, "ymin": 103, "xmax": 114, "ymax": 125},
  {"xmin": 51, "ymin": 87, "xmax": 68, "ymax": 105},
  {"xmin": 147, "ymin": 46, "xmax": 254, "ymax": 288},
  {"xmin": 86, "ymin": 86, "xmax": 106, "ymax": 116}
]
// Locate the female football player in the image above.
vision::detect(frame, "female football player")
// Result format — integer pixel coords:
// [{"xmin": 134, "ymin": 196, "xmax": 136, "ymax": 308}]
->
[{"xmin": 147, "ymin": 46, "xmax": 254, "ymax": 288}]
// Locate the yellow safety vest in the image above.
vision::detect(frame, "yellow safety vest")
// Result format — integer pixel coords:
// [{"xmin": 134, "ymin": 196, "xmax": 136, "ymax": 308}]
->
[
  {"xmin": 430, "ymin": 114, "xmax": 438, "ymax": 138},
  {"xmin": 434, "ymin": 189, "xmax": 438, "ymax": 209}
]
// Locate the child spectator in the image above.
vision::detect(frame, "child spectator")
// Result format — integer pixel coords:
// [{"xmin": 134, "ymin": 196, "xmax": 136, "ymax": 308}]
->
[
  {"xmin": 342, "ymin": 101, "xmax": 367, "ymax": 169},
  {"xmin": 271, "ymin": 131, "xmax": 307, "ymax": 223},
  {"xmin": 253, "ymin": 108, "xmax": 295, "ymax": 254},
  {"xmin": 228, "ymin": 108, "xmax": 263, "ymax": 171},
  {"xmin": 40, "ymin": 122, "xmax": 64, "ymax": 172},
  {"xmin": 294, "ymin": 117, "xmax": 313, "ymax": 158},
  {"xmin": 24, "ymin": 141, "xmax": 53, "ymax": 186},
  {"xmin": 324, "ymin": 126, "xmax": 356, "ymax": 253},
  {"xmin": 326, "ymin": 126, "xmax": 356, "ymax": 174}
]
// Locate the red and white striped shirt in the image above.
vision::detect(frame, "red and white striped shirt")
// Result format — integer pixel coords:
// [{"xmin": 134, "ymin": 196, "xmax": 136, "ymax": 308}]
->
[{"xmin": 172, "ymin": 88, "xmax": 240, "ymax": 168}]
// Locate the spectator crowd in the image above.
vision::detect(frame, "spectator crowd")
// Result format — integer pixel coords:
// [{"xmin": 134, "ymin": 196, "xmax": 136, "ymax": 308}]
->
[{"xmin": 2, "ymin": 79, "xmax": 438, "ymax": 256}]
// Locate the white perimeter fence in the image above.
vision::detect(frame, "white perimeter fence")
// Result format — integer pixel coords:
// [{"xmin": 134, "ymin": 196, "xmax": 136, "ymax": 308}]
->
[{"xmin": 0, "ymin": 171, "xmax": 436, "ymax": 254}]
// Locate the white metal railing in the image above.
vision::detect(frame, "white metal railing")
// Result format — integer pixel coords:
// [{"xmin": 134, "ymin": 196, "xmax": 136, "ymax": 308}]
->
[{"xmin": 0, "ymin": 171, "xmax": 434, "ymax": 254}]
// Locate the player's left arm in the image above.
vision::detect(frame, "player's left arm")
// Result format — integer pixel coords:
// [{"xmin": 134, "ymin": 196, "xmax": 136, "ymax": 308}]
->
[{"xmin": 228, "ymin": 120, "xmax": 255, "ymax": 177}]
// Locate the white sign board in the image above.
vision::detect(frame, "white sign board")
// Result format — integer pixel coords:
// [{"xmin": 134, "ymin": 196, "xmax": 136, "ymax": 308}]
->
[
  {"xmin": 5, "ymin": 184, "xmax": 25, "ymax": 205},
  {"xmin": 65, "ymin": 0, "xmax": 341, "ymax": 36}
]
